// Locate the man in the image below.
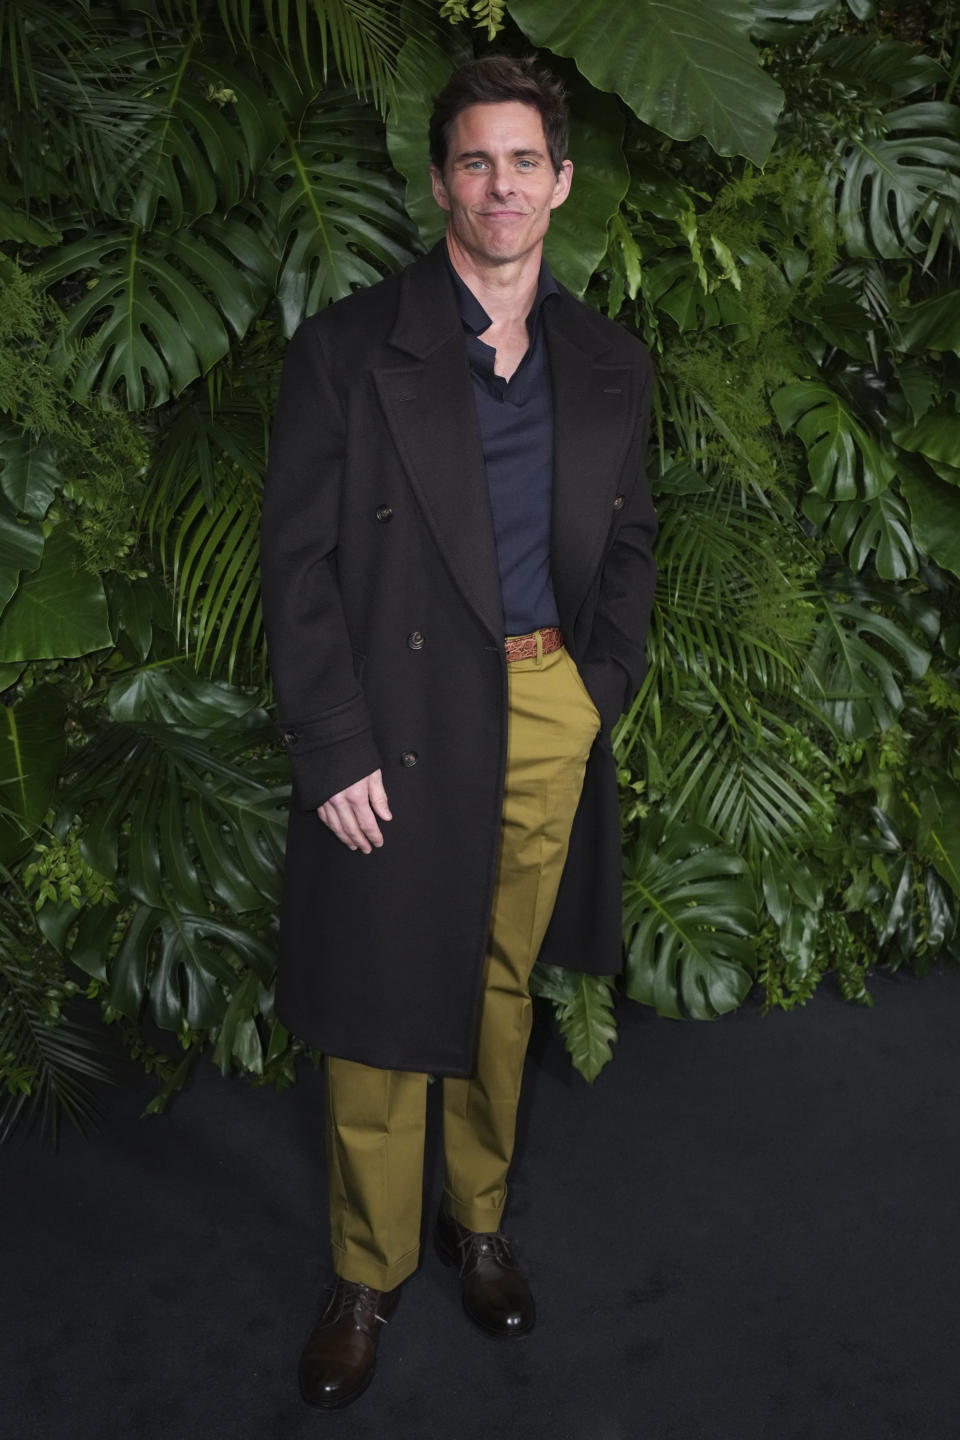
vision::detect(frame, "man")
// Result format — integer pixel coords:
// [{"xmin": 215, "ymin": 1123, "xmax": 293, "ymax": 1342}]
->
[{"xmin": 260, "ymin": 55, "xmax": 657, "ymax": 1409}]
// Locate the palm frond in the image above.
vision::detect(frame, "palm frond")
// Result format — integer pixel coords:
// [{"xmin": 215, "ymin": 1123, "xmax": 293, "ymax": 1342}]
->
[
  {"xmin": 145, "ymin": 387, "xmax": 271, "ymax": 682},
  {"xmin": 217, "ymin": 0, "xmax": 420, "ymax": 112},
  {"xmin": 634, "ymin": 484, "xmax": 817, "ymax": 720},
  {"xmin": 0, "ymin": 880, "xmax": 112, "ymax": 1144},
  {"xmin": 0, "ymin": 0, "xmax": 99, "ymax": 108},
  {"xmin": 658, "ymin": 698, "xmax": 834, "ymax": 860}
]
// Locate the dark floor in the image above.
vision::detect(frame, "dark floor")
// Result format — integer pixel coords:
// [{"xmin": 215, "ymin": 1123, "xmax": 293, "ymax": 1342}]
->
[{"xmin": 6, "ymin": 966, "xmax": 960, "ymax": 1440}]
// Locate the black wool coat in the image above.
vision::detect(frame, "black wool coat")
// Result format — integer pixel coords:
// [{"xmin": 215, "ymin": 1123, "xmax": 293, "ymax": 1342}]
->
[{"xmin": 260, "ymin": 243, "xmax": 657, "ymax": 1075}]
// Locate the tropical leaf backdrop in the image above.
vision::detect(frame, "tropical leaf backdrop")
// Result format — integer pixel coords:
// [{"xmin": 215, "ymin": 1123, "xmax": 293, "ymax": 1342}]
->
[{"xmin": 1, "ymin": 0, "xmax": 958, "ymax": 1135}]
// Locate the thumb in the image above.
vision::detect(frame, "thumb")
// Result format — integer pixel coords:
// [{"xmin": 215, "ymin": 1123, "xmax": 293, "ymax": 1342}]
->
[{"xmin": 368, "ymin": 769, "xmax": 392, "ymax": 821}]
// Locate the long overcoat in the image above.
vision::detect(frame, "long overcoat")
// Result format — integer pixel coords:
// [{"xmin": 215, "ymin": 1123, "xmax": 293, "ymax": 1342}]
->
[{"xmin": 260, "ymin": 242, "xmax": 657, "ymax": 1076}]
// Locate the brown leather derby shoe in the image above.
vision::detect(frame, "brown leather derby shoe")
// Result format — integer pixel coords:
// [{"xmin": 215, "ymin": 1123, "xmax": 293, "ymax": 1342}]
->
[
  {"xmin": 435, "ymin": 1208, "xmax": 535, "ymax": 1337},
  {"xmin": 298, "ymin": 1275, "xmax": 400, "ymax": 1409}
]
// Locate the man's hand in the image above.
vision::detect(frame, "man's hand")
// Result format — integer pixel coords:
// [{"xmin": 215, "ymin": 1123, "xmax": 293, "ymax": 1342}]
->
[{"xmin": 317, "ymin": 769, "xmax": 392, "ymax": 854}]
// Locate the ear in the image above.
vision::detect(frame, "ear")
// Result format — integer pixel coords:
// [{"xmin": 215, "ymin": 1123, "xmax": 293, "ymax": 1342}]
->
[
  {"xmin": 550, "ymin": 159, "xmax": 574, "ymax": 212},
  {"xmin": 430, "ymin": 165, "xmax": 451, "ymax": 213}
]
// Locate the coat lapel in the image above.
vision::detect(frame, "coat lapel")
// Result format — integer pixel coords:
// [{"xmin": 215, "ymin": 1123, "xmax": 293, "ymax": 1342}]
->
[
  {"xmin": 374, "ymin": 249, "xmax": 639, "ymax": 648},
  {"xmin": 545, "ymin": 296, "xmax": 638, "ymax": 640},
  {"xmin": 374, "ymin": 248, "xmax": 504, "ymax": 644}
]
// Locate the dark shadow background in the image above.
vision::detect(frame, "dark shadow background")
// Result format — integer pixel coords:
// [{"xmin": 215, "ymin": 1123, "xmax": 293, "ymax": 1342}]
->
[{"xmin": 6, "ymin": 966, "xmax": 960, "ymax": 1440}]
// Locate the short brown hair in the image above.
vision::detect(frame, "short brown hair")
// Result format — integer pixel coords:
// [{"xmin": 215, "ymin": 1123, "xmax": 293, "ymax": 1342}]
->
[{"xmin": 429, "ymin": 56, "xmax": 569, "ymax": 175}]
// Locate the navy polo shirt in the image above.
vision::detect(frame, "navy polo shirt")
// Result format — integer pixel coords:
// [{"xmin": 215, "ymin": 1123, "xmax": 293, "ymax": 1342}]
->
[{"xmin": 445, "ymin": 248, "xmax": 561, "ymax": 636}]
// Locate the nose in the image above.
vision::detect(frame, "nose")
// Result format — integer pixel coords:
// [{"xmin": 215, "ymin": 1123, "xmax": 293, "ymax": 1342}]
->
[{"xmin": 486, "ymin": 162, "xmax": 515, "ymax": 199}]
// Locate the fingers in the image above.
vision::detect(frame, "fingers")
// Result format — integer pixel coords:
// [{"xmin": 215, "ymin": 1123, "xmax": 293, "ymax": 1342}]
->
[{"xmin": 317, "ymin": 771, "xmax": 391, "ymax": 854}]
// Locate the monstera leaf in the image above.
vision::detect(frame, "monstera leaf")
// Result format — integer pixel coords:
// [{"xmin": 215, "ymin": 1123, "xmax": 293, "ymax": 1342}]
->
[
  {"xmin": 105, "ymin": 662, "xmax": 265, "ymax": 730},
  {"xmin": 773, "ymin": 379, "xmax": 894, "ymax": 501},
  {"xmin": 73, "ymin": 688, "xmax": 285, "ymax": 913},
  {"xmin": 40, "ymin": 216, "xmax": 275, "ymax": 409},
  {"xmin": 622, "ymin": 818, "xmax": 757, "ymax": 1020},
  {"xmin": 103, "ymin": 904, "xmax": 274, "ymax": 1032},
  {"xmin": 803, "ymin": 489, "xmax": 919, "ymax": 581},
  {"xmin": 264, "ymin": 88, "xmax": 417, "ymax": 336},
  {"xmin": 509, "ymin": 0, "xmax": 784, "ymax": 166},
  {"xmin": 837, "ymin": 102, "xmax": 960, "ymax": 264},
  {"xmin": 97, "ymin": 41, "xmax": 281, "ymax": 228},
  {"xmin": 60, "ymin": 666, "xmax": 287, "ymax": 1036},
  {"xmin": 805, "ymin": 575, "xmax": 935, "ymax": 738}
]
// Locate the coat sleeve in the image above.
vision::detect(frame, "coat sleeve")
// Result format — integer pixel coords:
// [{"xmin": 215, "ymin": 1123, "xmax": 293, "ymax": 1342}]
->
[
  {"xmin": 260, "ymin": 321, "xmax": 382, "ymax": 810},
  {"xmin": 579, "ymin": 355, "xmax": 658, "ymax": 734}
]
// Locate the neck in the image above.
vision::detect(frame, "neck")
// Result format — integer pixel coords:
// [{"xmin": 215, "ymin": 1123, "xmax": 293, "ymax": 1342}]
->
[{"xmin": 444, "ymin": 231, "xmax": 542, "ymax": 325}]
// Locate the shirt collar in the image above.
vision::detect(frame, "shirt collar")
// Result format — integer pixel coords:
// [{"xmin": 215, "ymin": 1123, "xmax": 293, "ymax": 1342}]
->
[{"xmin": 443, "ymin": 239, "xmax": 559, "ymax": 338}]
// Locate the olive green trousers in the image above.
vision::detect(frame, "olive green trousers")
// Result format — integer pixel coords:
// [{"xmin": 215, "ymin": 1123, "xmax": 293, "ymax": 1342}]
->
[{"xmin": 325, "ymin": 644, "xmax": 601, "ymax": 1291}]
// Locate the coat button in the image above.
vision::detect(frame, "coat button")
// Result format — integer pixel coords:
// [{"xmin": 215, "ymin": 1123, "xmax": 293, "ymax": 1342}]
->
[
  {"xmin": 612, "ymin": 495, "xmax": 624, "ymax": 510},
  {"xmin": 282, "ymin": 730, "xmax": 299, "ymax": 745},
  {"xmin": 400, "ymin": 750, "xmax": 418, "ymax": 767},
  {"xmin": 375, "ymin": 505, "xmax": 393, "ymax": 522},
  {"xmin": 407, "ymin": 630, "xmax": 425, "ymax": 650}
]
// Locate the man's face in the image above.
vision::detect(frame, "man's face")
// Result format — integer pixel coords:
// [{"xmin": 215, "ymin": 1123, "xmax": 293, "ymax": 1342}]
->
[{"xmin": 430, "ymin": 101, "xmax": 572, "ymax": 270}]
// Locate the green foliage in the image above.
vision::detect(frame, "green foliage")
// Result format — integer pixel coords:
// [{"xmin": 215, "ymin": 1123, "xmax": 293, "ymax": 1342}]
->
[
  {"xmin": 439, "ymin": 0, "xmax": 508, "ymax": 42},
  {"xmin": 0, "ymin": 875, "xmax": 113, "ymax": 1142},
  {"xmin": 530, "ymin": 964, "xmax": 618, "ymax": 1081},
  {"xmin": 837, "ymin": 102, "xmax": 960, "ymax": 265},
  {"xmin": 40, "ymin": 221, "xmax": 276, "ymax": 410},
  {"xmin": 773, "ymin": 379, "xmax": 894, "ymax": 501},
  {"xmin": 509, "ymin": 0, "xmax": 784, "ymax": 166},
  {"xmin": 0, "ymin": 686, "xmax": 67, "ymax": 863},
  {"xmin": 1, "ymin": 0, "xmax": 959, "ymax": 1127},
  {"xmin": 0, "ymin": 526, "xmax": 112, "ymax": 661},
  {"xmin": 622, "ymin": 818, "xmax": 758, "ymax": 1020}
]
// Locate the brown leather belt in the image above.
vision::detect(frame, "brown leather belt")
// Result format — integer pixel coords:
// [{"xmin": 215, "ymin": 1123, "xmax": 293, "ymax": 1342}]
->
[{"xmin": 504, "ymin": 626, "xmax": 564, "ymax": 663}]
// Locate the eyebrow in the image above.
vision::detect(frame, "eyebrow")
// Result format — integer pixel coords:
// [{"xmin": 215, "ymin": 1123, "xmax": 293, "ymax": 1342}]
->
[{"xmin": 453, "ymin": 147, "xmax": 545, "ymax": 163}]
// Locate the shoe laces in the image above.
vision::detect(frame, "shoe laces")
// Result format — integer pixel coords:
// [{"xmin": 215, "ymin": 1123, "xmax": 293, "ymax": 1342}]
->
[
  {"xmin": 456, "ymin": 1228, "xmax": 516, "ymax": 1275},
  {"xmin": 327, "ymin": 1278, "xmax": 392, "ymax": 1327}
]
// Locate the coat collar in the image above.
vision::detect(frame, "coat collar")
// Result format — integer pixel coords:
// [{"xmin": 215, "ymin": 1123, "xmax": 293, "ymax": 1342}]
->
[
  {"xmin": 387, "ymin": 242, "xmax": 463, "ymax": 359},
  {"xmin": 387, "ymin": 241, "xmax": 612, "ymax": 363}
]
